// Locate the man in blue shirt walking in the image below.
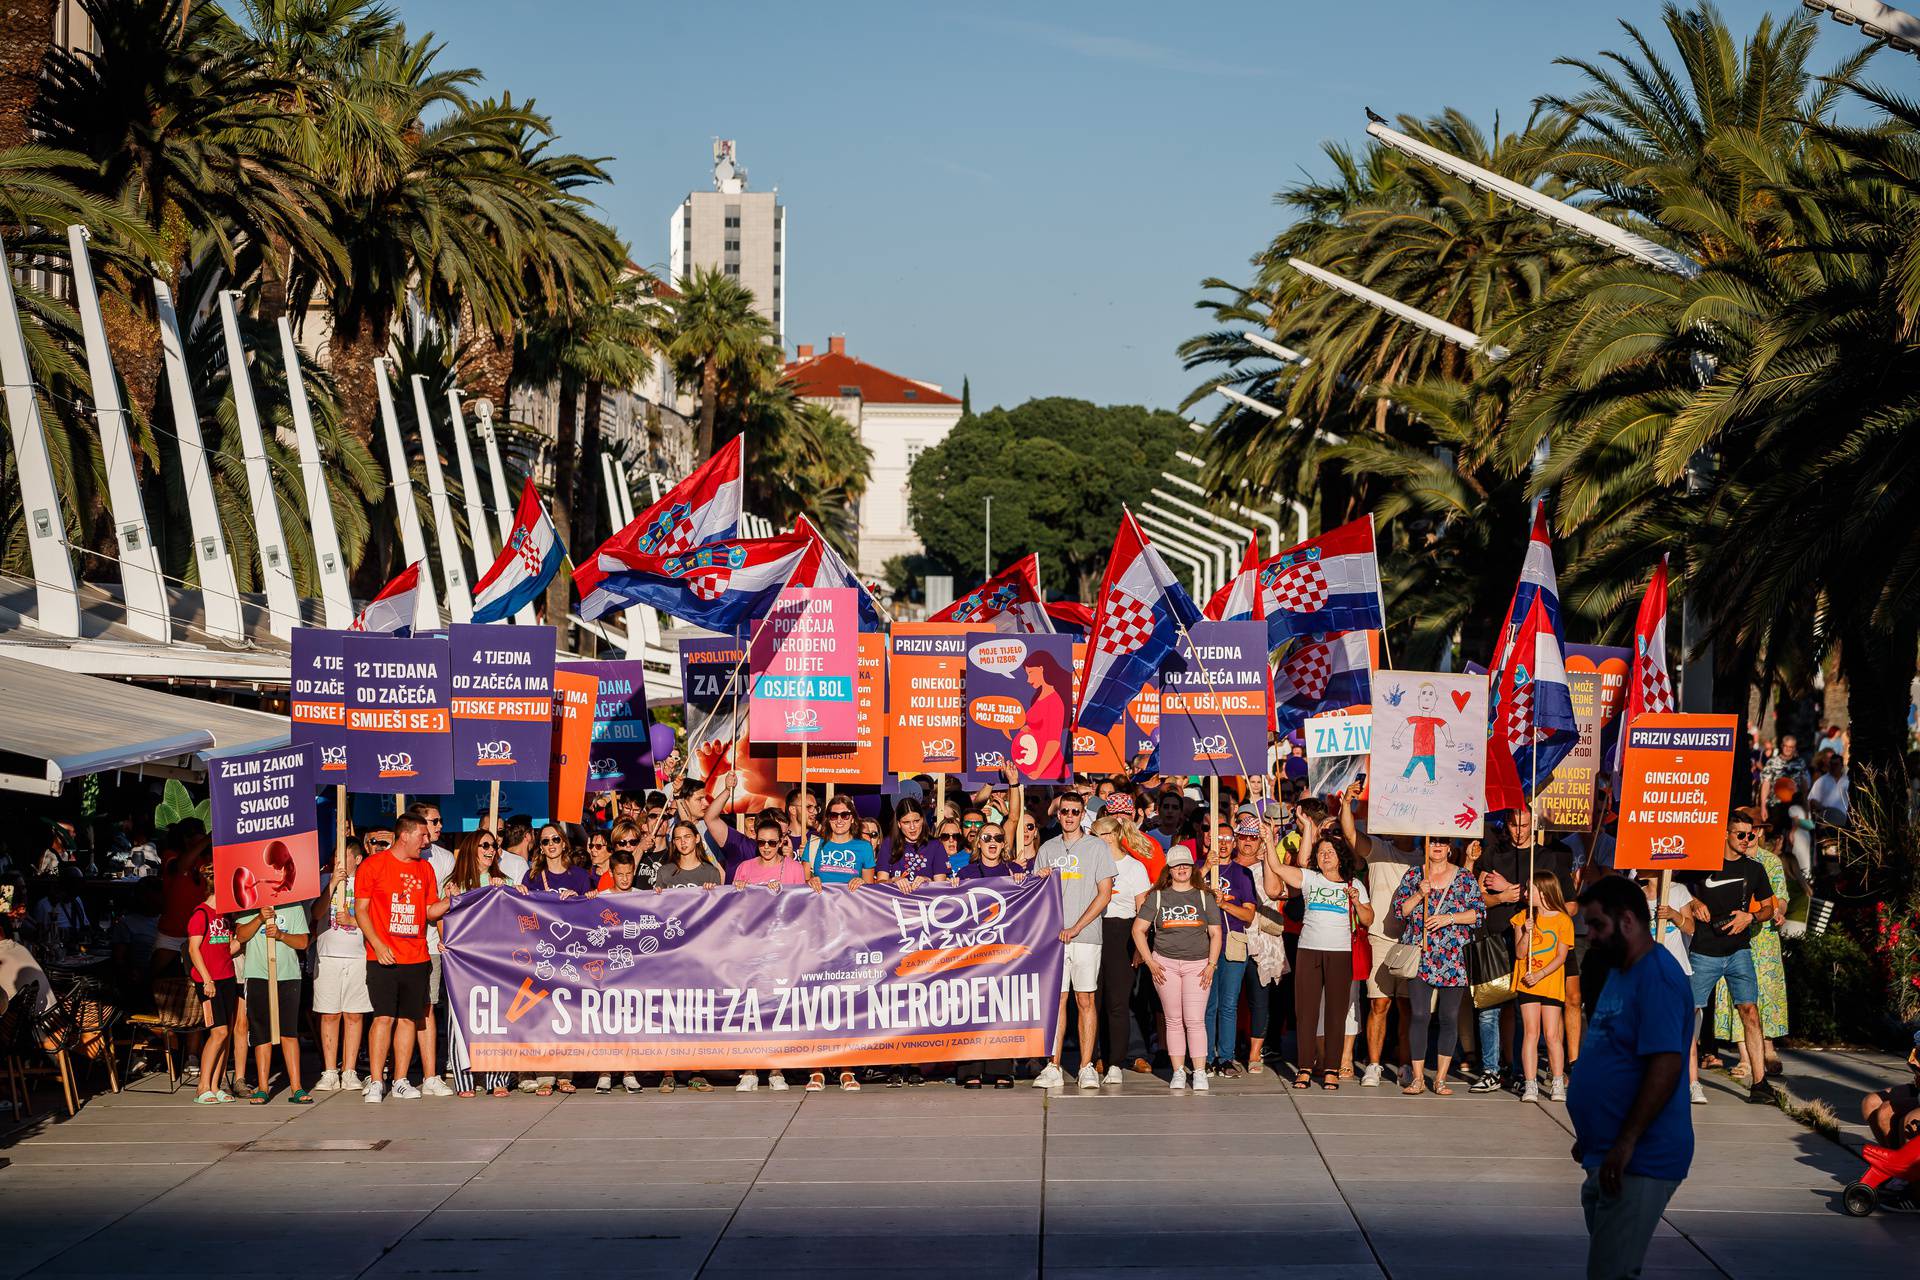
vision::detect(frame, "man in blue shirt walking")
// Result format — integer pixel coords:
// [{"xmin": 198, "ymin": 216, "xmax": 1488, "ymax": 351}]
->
[{"xmin": 1567, "ymin": 875, "xmax": 1694, "ymax": 1280}]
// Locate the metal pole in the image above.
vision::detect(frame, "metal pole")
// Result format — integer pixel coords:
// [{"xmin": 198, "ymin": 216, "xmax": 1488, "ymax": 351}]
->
[{"xmin": 984, "ymin": 495, "xmax": 992, "ymax": 577}]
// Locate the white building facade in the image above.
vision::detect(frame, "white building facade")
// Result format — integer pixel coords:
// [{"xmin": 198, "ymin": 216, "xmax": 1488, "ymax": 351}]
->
[{"xmin": 668, "ymin": 140, "xmax": 786, "ymax": 344}]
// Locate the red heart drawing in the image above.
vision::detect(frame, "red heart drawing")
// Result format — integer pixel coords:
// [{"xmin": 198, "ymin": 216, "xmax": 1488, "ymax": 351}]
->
[{"xmin": 1450, "ymin": 690, "xmax": 1471, "ymax": 712}]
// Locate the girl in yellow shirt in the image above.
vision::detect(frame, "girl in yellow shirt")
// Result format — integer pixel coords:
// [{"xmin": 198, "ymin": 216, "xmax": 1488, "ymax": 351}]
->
[{"xmin": 1512, "ymin": 871, "xmax": 1571, "ymax": 1102}]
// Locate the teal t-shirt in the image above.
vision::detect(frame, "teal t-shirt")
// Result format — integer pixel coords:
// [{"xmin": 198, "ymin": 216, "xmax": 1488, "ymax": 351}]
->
[
  {"xmin": 236, "ymin": 903, "xmax": 309, "ymax": 982},
  {"xmin": 807, "ymin": 838, "xmax": 875, "ymax": 885}
]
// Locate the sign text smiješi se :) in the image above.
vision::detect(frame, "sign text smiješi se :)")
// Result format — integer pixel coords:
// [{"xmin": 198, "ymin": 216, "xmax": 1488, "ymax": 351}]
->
[
  {"xmin": 344, "ymin": 633, "xmax": 454, "ymax": 794},
  {"xmin": 1613, "ymin": 713, "xmax": 1737, "ymax": 871},
  {"xmin": 211, "ymin": 744, "xmax": 320, "ymax": 914},
  {"xmin": 750, "ymin": 586, "xmax": 859, "ymax": 743}
]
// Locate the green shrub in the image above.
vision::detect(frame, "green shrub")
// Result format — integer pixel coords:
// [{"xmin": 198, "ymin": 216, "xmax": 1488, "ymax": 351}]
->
[{"xmin": 1784, "ymin": 927, "xmax": 1886, "ymax": 1047}]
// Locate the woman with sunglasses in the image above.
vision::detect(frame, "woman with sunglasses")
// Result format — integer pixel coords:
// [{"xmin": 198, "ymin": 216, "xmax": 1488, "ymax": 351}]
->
[
  {"xmin": 583, "ymin": 829, "xmax": 613, "ymax": 887},
  {"xmin": 523, "ymin": 824, "xmax": 595, "ymax": 897},
  {"xmin": 441, "ymin": 831, "xmax": 515, "ymax": 1098},
  {"xmin": 802, "ymin": 799, "xmax": 875, "ymax": 1092}
]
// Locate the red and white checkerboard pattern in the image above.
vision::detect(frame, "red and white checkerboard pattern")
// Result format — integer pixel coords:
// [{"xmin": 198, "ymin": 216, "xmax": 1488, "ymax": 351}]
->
[
  {"xmin": 658, "ymin": 517, "xmax": 698, "ymax": 557},
  {"xmin": 1271, "ymin": 560, "xmax": 1330, "ymax": 614},
  {"xmin": 1504, "ymin": 684, "xmax": 1534, "ymax": 751},
  {"xmin": 1638, "ymin": 663, "xmax": 1674, "ymax": 714},
  {"xmin": 1095, "ymin": 592, "xmax": 1157, "ymax": 656},
  {"xmin": 1281, "ymin": 642, "xmax": 1332, "ymax": 700},
  {"xmin": 514, "ymin": 531, "xmax": 544, "ymax": 577},
  {"xmin": 688, "ymin": 567, "xmax": 732, "ymax": 601}
]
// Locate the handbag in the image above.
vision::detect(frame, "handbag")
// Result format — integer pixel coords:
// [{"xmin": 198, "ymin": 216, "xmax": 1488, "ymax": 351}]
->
[
  {"xmin": 1468, "ymin": 930, "xmax": 1516, "ymax": 1010},
  {"xmin": 1224, "ymin": 929, "xmax": 1250, "ymax": 962},
  {"xmin": 1382, "ymin": 884, "xmax": 1430, "ymax": 979}
]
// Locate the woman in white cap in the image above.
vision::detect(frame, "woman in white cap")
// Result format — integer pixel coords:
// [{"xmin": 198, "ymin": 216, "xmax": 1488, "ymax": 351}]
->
[{"xmin": 1131, "ymin": 847, "xmax": 1222, "ymax": 1090}]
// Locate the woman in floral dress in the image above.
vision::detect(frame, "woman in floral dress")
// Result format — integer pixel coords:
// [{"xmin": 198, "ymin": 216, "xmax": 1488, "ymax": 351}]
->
[
  {"xmin": 1714, "ymin": 841, "xmax": 1789, "ymax": 1078},
  {"xmin": 1392, "ymin": 836, "xmax": 1486, "ymax": 1096}
]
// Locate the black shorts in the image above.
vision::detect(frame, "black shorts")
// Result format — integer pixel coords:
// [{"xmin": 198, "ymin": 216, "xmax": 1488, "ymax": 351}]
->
[
  {"xmin": 367, "ymin": 960, "xmax": 430, "ymax": 1021},
  {"xmin": 204, "ymin": 976, "xmax": 239, "ymax": 1028},
  {"xmin": 1516, "ymin": 991, "xmax": 1564, "ymax": 1008},
  {"xmin": 245, "ymin": 978, "xmax": 302, "ymax": 1042}
]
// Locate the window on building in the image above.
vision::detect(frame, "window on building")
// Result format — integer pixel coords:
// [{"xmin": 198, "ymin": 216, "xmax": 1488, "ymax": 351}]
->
[
  {"xmin": 906, "ymin": 443, "xmax": 925, "ymax": 468},
  {"xmin": 773, "ymin": 265, "xmax": 781, "ymax": 275},
  {"xmin": 839, "ymin": 386, "xmax": 860, "ymax": 397},
  {"xmin": 902, "ymin": 389, "xmax": 917, "ymax": 400},
  {"xmin": 725, "ymin": 240, "xmax": 739, "ymax": 251}
]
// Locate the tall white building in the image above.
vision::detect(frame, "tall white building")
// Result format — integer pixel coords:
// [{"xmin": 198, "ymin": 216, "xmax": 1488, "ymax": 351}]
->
[
  {"xmin": 786, "ymin": 336, "xmax": 962, "ymax": 578},
  {"xmin": 668, "ymin": 140, "xmax": 786, "ymax": 343}
]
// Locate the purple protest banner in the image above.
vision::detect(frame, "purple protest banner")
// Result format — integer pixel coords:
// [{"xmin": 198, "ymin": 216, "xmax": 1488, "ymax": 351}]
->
[
  {"xmin": 344, "ymin": 633, "xmax": 453, "ymax": 794},
  {"xmin": 1157, "ymin": 620, "xmax": 1269, "ymax": 777},
  {"xmin": 449, "ymin": 623, "xmax": 555, "ymax": 782},
  {"xmin": 558, "ymin": 660, "xmax": 657, "ymax": 792},
  {"xmin": 963, "ymin": 631, "xmax": 1074, "ymax": 783},
  {"xmin": 442, "ymin": 877, "xmax": 1064, "ymax": 1072},
  {"xmin": 210, "ymin": 744, "xmax": 319, "ymax": 914},
  {"xmin": 289, "ymin": 627, "xmax": 347, "ymax": 777}
]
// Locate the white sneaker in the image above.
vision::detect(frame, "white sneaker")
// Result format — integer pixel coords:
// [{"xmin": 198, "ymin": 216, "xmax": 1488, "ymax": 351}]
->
[
  {"xmin": 314, "ymin": 1070, "xmax": 341, "ymax": 1092},
  {"xmin": 768, "ymin": 1073, "xmax": 790, "ymax": 1091},
  {"xmin": 1076, "ymin": 1065, "xmax": 1101, "ymax": 1090},
  {"xmin": 341, "ymin": 1070, "xmax": 362, "ymax": 1090},
  {"xmin": 1169, "ymin": 1068, "xmax": 1188, "ymax": 1090},
  {"xmin": 390, "ymin": 1080, "xmax": 422, "ymax": 1100},
  {"xmin": 1031, "ymin": 1063, "xmax": 1065, "ymax": 1089},
  {"xmin": 1549, "ymin": 1077, "xmax": 1567, "ymax": 1103},
  {"xmin": 736, "ymin": 1073, "xmax": 760, "ymax": 1092},
  {"xmin": 519, "ymin": 1078, "xmax": 541, "ymax": 1093},
  {"xmin": 418, "ymin": 1076, "xmax": 453, "ymax": 1097},
  {"xmin": 1192, "ymin": 1067, "xmax": 1210, "ymax": 1091},
  {"xmin": 1522, "ymin": 1080, "xmax": 1541, "ymax": 1102},
  {"xmin": 1361, "ymin": 1064, "xmax": 1383, "ymax": 1088},
  {"xmin": 1102, "ymin": 1066, "xmax": 1123, "ymax": 1086},
  {"xmin": 623, "ymin": 1075, "xmax": 643, "ymax": 1093},
  {"xmin": 1690, "ymin": 1081, "xmax": 1707, "ymax": 1106},
  {"xmin": 363, "ymin": 1080, "xmax": 385, "ymax": 1104},
  {"xmin": 595, "ymin": 1074, "xmax": 613, "ymax": 1093}
]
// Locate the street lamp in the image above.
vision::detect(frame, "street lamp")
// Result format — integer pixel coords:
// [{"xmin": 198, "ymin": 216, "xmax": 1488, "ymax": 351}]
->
[
  {"xmin": 1288, "ymin": 258, "xmax": 1510, "ymax": 361},
  {"xmin": 1801, "ymin": 0, "xmax": 1920, "ymax": 54},
  {"xmin": 1139, "ymin": 501, "xmax": 1239, "ymax": 582},
  {"xmin": 983, "ymin": 494, "xmax": 993, "ymax": 577}
]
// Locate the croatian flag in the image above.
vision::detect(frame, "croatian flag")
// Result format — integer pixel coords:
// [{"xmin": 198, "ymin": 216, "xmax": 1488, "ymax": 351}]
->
[
  {"xmin": 1626, "ymin": 556, "xmax": 1675, "ymax": 726},
  {"xmin": 1076, "ymin": 510, "xmax": 1202, "ymax": 735},
  {"xmin": 352, "ymin": 562, "xmax": 422, "ymax": 636},
  {"xmin": 576, "ymin": 530, "xmax": 812, "ymax": 632},
  {"xmin": 1206, "ymin": 535, "xmax": 1265, "ymax": 623},
  {"xmin": 1484, "ymin": 508, "xmax": 1578, "ymax": 813},
  {"xmin": 1272, "ymin": 630, "xmax": 1372, "ymax": 734},
  {"xmin": 1259, "ymin": 516, "xmax": 1384, "ymax": 646},
  {"xmin": 575, "ymin": 435, "xmax": 743, "ymax": 622},
  {"xmin": 470, "ymin": 480, "xmax": 562, "ymax": 624},
  {"xmin": 788, "ymin": 514, "xmax": 888, "ymax": 630},
  {"xmin": 930, "ymin": 553, "xmax": 1055, "ymax": 634},
  {"xmin": 1045, "ymin": 601, "xmax": 1093, "ymax": 636}
]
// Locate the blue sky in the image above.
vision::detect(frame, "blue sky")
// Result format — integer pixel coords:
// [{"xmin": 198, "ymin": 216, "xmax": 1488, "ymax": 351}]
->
[{"xmin": 405, "ymin": 0, "xmax": 1858, "ymax": 413}]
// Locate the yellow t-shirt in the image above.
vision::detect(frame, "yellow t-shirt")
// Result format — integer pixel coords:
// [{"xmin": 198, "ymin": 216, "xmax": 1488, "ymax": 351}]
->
[{"xmin": 1514, "ymin": 909, "xmax": 1571, "ymax": 1001}]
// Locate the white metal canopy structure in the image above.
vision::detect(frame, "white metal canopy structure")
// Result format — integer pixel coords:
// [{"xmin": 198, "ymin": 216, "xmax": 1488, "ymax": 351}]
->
[{"xmin": 0, "ymin": 655, "xmax": 289, "ymax": 794}]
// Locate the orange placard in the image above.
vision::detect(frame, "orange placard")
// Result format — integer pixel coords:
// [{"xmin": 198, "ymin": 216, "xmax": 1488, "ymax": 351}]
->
[
  {"xmin": 1613, "ymin": 713, "xmax": 1738, "ymax": 871},
  {"xmin": 1069, "ymin": 641, "xmax": 1157, "ymax": 774},
  {"xmin": 777, "ymin": 633, "xmax": 885, "ymax": 785},
  {"xmin": 886, "ymin": 623, "xmax": 983, "ymax": 774},
  {"xmin": 548, "ymin": 670, "xmax": 600, "ymax": 823}
]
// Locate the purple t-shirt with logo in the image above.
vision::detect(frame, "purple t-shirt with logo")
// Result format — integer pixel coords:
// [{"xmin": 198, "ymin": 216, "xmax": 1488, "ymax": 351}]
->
[
  {"xmin": 893, "ymin": 837, "xmax": 950, "ymax": 880},
  {"xmin": 1215, "ymin": 861, "xmax": 1257, "ymax": 935},
  {"xmin": 957, "ymin": 859, "xmax": 1017, "ymax": 881}
]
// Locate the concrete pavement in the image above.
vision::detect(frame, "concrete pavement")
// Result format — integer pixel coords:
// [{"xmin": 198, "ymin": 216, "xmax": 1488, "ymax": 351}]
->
[{"xmin": 1, "ymin": 1063, "xmax": 1914, "ymax": 1279}]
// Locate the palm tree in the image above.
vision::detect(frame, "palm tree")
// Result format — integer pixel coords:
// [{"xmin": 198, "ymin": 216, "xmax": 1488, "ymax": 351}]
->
[
  {"xmin": 663, "ymin": 266, "xmax": 777, "ymax": 459},
  {"xmin": 0, "ymin": 0, "xmax": 56, "ymax": 150},
  {"xmin": 736, "ymin": 379, "xmax": 870, "ymax": 552}
]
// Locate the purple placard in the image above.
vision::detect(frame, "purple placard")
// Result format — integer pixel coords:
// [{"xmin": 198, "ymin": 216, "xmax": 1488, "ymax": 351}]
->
[
  {"xmin": 558, "ymin": 660, "xmax": 657, "ymax": 793},
  {"xmin": 441, "ymin": 877, "xmax": 1064, "ymax": 1072},
  {"xmin": 449, "ymin": 623, "xmax": 556, "ymax": 783},
  {"xmin": 962, "ymin": 632, "xmax": 1074, "ymax": 783},
  {"xmin": 289, "ymin": 627, "xmax": 347, "ymax": 777},
  {"xmin": 210, "ymin": 743, "xmax": 320, "ymax": 914},
  {"xmin": 344, "ymin": 633, "xmax": 453, "ymax": 794},
  {"xmin": 1157, "ymin": 620, "xmax": 1269, "ymax": 777}
]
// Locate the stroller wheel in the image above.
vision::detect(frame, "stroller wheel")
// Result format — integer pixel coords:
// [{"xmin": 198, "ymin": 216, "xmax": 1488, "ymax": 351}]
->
[{"xmin": 1842, "ymin": 1182, "xmax": 1876, "ymax": 1218}]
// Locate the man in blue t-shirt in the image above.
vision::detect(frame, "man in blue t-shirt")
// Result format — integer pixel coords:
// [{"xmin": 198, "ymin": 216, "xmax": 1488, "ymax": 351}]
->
[{"xmin": 1568, "ymin": 876, "xmax": 1694, "ymax": 1280}]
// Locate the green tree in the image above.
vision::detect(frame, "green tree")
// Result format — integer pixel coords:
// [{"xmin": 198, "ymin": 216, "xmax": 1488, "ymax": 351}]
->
[{"xmin": 908, "ymin": 398, "xmax": 1191, "ymax": 600}]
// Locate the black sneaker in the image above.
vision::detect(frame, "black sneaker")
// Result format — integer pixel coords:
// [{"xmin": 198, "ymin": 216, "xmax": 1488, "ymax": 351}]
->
[
  {"xmin": 1469, "ymin": 1075, "xmax": 1502, "ymax": 1094},
  {"xmin": 1746, "ymin": 1081, "xmax": 1776, "ymax": 1105},
  {"xmin": 886, "ymin": 1071, "xmax": 906, "ymax": 1088},
  {"xmin": 905, "ymin": 1069, "xmax": 926, "ymax": 1087}
]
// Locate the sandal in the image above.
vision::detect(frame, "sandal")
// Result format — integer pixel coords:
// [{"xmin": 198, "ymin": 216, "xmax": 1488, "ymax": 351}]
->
[
  {"xmin": 1245, "ymin": 1059, "xmax": 1265, "ymax": 1075},
  {"xmin": 194, "ymin": 1091, "xmax": 224, "ymax": 1105},
  {"xmin": 247, "ymin": 1089, "xmax": 270, "ymax": 1105},
  {"xmin": 656, "ymin": 1076, "xmax": 676, "ymax": 1094},
  {"xmin": 490, "ymin": 1086, "xmax": 510, "ymax": 1099},
  {"xmin": 1338, "ymin": 1065, "xmax": 1355, "ymax": 1080},
  {"xmin": 1433, "ymin": 1082, "xmax": 1453, "ymax": 1097},
  {"xmin": 687, "ymin": 1075, "xmax": 713, "ymax": 1093},
  {"xmin": 288, "ymin": 1090, "xmax": 313, "ymax": 1105},
  {"xmin": 839, "ymin": 1071, "xmax": 860, "ymax": 1092},
  {"xmin": 555, "ymin": 1080, "xmax": 577, "ymax": 1094},
  {"xmin": 806, "ymin": 1072, "xmax": 826, "ymax": 1092},
  {"xmin": 1322, "ymin": 1072, "xmax": 1340, "ymax": 1091},
  {"xmin": 535, "ymin": 1082, "xmax": 554, "ymax": 1097},
  {"xmin": 1293, "ymin": 1070, "xmax": 1313, "ymax": 1090},
  {"xmin": 1401, "ymin": 1080, "xmax": 1427, "ymax": 1096},
  {"xmin": 457, "ymin": 1090, "xmax": 476, "ymax": 1099}
]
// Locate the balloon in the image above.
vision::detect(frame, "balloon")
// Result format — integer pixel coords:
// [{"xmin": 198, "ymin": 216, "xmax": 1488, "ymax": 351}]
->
[{"xmin": 650, "ymin": 721, "xmax": 678, "ymax": 764}]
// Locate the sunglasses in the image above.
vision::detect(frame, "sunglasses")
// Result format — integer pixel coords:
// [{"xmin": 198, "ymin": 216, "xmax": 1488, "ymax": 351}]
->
[
  {"xmin": 540, "ymin": 836, "xmax": 565, "ymax": 846},
  {"xmin": 963, "ymin": 819, "xmax": 983, "ymax": 829},
  {"xmin": 478, "ymin": 841, "xmax": 497, "ymax": 850},
  {"xmin": 980, "ymin": 833, "xmax": 1005, "ymax": 845},
  {"xmin": 1058, "ymin": 808, "xmax": 1083, "ymax": 818},
  {"xmin": 828, "ymin": 811, "xmax": 855, "ymax": 822},
  {"xmin": 940, "ymin": 833, "xmax": 961, "ymax": 843},
  {"xmin": 756, "ymin": 838, "xmax": 783, "ymax": 848},
  {"xmin": 1730, "ymin": 830, "xmax": 1757, "ymax": 842},
  {"xmin": 615, "ymin": 837, "xmax": 638, "ymax": 847},
  {"xmin": 367, "ymin": 839, "xmax": 392, "ymax": 851}
]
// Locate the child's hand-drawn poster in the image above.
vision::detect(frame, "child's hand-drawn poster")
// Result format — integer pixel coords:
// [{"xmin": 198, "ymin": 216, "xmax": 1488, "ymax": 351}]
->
[{"xmin": 1367, "ymin": 671, "xmax": 1487, "ymax": 837}]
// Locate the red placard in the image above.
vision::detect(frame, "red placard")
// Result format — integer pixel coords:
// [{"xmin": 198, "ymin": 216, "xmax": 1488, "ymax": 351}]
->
[{"xmin": 548, "ymin": 670, "xmax": 600, "ymax": 823}]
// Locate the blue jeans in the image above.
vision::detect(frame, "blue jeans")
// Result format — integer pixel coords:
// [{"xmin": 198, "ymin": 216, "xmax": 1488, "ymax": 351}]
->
[
  {"xmin": 1477, "ymin": 1004, "xmax": 1507, "ymax": 1076},
  {"xmin": 1205, "ymin": 955, "xmax": 1248, "ymax": 1065}
]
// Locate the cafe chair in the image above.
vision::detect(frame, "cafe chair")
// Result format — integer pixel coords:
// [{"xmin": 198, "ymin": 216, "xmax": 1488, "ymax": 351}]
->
[
  {"xmin": 121, "ymin": 975, "xmax": 202, "ymax": 1094},
  {"xmin": 0, "ymin": 977, "xmax": 43, "ymax": 1119}
]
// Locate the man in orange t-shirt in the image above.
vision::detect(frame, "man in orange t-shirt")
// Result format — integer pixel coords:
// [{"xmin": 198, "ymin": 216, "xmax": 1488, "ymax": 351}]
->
[{"xmin": 353, "ymin": 813, "xmax": 448, "ymax": 1102}]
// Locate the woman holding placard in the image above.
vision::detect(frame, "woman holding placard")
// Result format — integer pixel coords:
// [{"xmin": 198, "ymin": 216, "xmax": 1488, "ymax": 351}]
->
[
  {"xmin": 1266, "ymin": 820, "xmax": 1371, "ymax": 1089},
  {"xmin": 1391, "ymin": 838, "xmax": 1485, "ymax": 1096}
]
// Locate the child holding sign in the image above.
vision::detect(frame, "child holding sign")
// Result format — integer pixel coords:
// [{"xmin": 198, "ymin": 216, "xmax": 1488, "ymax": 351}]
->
[{"xmin": 1513, "ymin": 871, "xmax": 1572, "ymax": 1102}]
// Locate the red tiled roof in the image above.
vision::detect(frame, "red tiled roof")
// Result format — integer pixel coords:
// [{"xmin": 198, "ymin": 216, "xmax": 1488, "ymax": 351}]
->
[{"xmin": 783, "ymin": 350, "xmax": 959, "ymax": 406}]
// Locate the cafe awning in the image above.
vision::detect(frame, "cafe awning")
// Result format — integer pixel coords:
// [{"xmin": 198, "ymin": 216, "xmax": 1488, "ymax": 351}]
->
[{"xmin": 0, "ymin": 655, "xmax": 289, "ymax": 795}]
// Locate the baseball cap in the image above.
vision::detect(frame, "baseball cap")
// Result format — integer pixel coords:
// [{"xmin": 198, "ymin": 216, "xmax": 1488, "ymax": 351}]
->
[
  {"xmin": 1104, "ymin": 794, "xmax": 1135, "ymax": 819},
  {"xmin": 1166, "ymin": 847, "xmax": 1195, "ymax": 867},
  {"xmin": 1233, "ymin": 815, "xmax": 1262, "ymax": 836}
]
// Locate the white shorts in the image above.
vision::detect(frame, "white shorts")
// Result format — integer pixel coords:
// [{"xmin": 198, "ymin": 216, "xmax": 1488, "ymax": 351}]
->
[
  {"xmin": 1061, "ymin": 940, "xmax": 1102, "ymax": 993},
  {"xmin": 313, "ymin": 954, "xmax": 372, "ymax": 1014}
]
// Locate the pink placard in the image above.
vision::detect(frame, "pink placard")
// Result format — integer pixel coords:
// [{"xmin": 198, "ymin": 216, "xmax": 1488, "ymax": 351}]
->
[{"xmin": 748, "ymin": 587, "xmax": 859, "ymax": 743}]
